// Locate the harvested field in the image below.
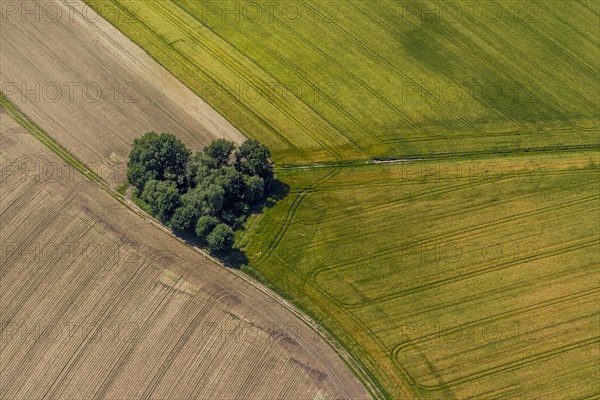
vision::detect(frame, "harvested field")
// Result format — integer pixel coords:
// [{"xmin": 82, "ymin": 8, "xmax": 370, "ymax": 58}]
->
[
  {"xmin": 239, "ymin": 153, "xmax": 600, "ymax": 399},
  {"xmin": 0, "ymin": 0, "xmax": 245, "ymax": 187},
  {"xmin": 0, "ymin": 111, "xmax": 371, "ymax": 399}
]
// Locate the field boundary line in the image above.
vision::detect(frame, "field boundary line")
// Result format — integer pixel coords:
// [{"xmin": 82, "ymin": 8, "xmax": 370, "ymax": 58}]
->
[
  {"xmin": 92, "ymin": 0, "xmax": 305, "ymax": 161},
  {"xmin": 276, "ymin": 143, "xmax": 600, "ymax": 171}
]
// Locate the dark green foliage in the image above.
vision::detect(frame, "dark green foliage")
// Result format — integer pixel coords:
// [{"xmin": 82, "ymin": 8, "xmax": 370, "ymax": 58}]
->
[
  {"xmin": 170, "ymin": 204, "xmax": 200, "ymax": 232},
  {"xmin": 183, "ymin": 184, "xmax": 225, "ymax": 217},
  {"xmin": 127, "ymin": 135, "xmax": 276, "ymax": 259},
  {"xmin": 140, "ymin": 179, "xmax": 181, "ymax": 224},
  {"xmin": 206, "ymin": 224, "xmax": 235, "ymax": 255},
  {"xmin": 202, "ymin": 138, "xmax": 235, "ymax": 168},
  {"xmin": 127, "ymin": 132, "xmax": 190, "ymax": 192},
  {"xmin": 235, "ymin": 140, "xmax": 274, "ymax": 187},
  {"xmin": 195, "ymin": 215, "xmax": 220, "ymax": 245},
  {"xmin": 242, "ymin": 175, "xmax": 265, "ymax": 204}
]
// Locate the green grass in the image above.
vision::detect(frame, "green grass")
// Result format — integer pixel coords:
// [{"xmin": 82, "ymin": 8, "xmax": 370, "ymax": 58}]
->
[
  {"xmin": 238, "ymin": 152, "xmax": 600, "ymax": 399},
  {"xmin": 117, "ymin": 182, "xmax": 131, "ymax": 195},
  {"xmin": 85, "ymin": 0, "xmax": 599, "ymax": 164}
]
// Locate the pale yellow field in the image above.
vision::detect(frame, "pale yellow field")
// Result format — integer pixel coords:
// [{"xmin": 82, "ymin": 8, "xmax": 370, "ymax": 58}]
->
[
  {"xmin": 0, "ymin": 111, "xmax": 371, "ymax": 399},
  {"xmin": 0, "ymin": 0, "xmax": 245, "ymax": 187}
]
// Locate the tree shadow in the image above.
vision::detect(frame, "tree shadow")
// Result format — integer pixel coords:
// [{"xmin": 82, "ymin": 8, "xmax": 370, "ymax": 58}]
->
[
  {"xmin": 172, "ymin": 228, "xmax": 203, "ymax": 248},
  {"xmin": 241, "ymin": 177, "xmax": 290, "ymax": 227},
  {"xmin": 162, "ymin": 178, "xmax": 289, "ymax": 270},
  {"xmin": 222, "ymin": 248, "xmax": 248, "ymax": 269},
  {"xmin": 267, "ymin": 178, "xmax": 291, "ymax": 204},
  {"xmin": 171, "ymin": 228, "xmax": 248, "ymax": 269}
]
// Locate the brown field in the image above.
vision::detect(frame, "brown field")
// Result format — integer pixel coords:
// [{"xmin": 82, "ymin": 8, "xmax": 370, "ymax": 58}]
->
[
  {"xmin": 0, "ymin": 111, "xmax": 371, "ymax": 399},
  {"xmin": 0, "ymin": 0, "xmax": 245, "ymax": 187}
]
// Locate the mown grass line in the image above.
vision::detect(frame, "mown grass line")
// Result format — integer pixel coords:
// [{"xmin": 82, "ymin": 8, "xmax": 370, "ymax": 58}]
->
[{"xmin": 277, "ymin": 143, "xmax": 600, "ymax": 170}]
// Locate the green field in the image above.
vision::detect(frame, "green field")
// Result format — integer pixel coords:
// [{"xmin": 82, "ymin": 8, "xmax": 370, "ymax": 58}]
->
[
  {"xmin": 86, "ymin": 0, "xmax": 599, "ymax": 164},
  {"xmin": 239, "ymin": 153, "xmax": 600, "ymax": 399},
  {"xmin": 85, "ymin": 1, "xmax": 600, "ymax": 398}
]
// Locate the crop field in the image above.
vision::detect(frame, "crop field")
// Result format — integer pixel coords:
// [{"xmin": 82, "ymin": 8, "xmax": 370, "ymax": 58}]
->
[
  {"xmin": 0, "ymin": 0, "xmax": 245, "ymax": 186},
  {"xmin": 85, "ymin": 0, "xmax": 599, "ymax": 163},
  {"xmin": 3, "ymin": 0, "xmax": 598, "ymax": 399},
  {"xmin": 0, "ymin": 110, "xmax": 371, "ymax": 399},
  {"xmin": 238, "ymin": 153, "xmax": 600, "ymax": 399},
  {"xmin": 78, "ymin": 0, "xmax": 599, "ymax": 399}
]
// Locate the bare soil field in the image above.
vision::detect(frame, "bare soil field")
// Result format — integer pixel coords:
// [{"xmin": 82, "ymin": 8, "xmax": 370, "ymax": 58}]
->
[
  {"xmin": 0, "ymin": 111, "xmax": 371, "ymax": 399},
  {"xmin": 0, "ymin": 0, "xmax": 245, "ymax": 187}
]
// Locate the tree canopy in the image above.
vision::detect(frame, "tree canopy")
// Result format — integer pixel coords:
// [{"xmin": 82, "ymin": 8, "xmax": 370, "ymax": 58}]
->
[
  {"xmin": 127, "ymin": 133, "xmax": 275, "ymax": 257},
  {"xmin": 127, "ymin": 132, "xmax": 190, "ymax": 192}
]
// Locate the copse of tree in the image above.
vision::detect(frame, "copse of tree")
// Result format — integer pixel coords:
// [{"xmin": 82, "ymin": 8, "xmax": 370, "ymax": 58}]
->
[
  {"xmin": 195, "ymin": 215, "xmax": 220, "ymax": 245},
  {"xmin": 127, "ymin": 133, "xmax": 275, "ymax": 258},
  {"xmin": 127, "ymin": 132, "xmax": 190, "ymax": 192},
  {"xmin": 201, "ymin": 138, "xmax": 235, "ymax": 168}
]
